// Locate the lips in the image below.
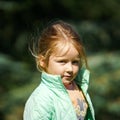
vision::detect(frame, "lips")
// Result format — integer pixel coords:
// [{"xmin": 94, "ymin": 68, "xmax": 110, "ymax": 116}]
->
[{"xmin": 63, "ymin": 75, "xmax": 72, "ymax": 79}]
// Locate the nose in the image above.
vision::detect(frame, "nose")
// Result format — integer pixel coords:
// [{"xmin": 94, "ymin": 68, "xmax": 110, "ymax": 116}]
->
[{"xmin": 66, "ymin": 62, "xmax": 73, "ymax": 72}]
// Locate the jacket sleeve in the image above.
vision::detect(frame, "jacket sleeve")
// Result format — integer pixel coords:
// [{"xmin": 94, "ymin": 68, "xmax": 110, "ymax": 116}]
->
[{"xmin": 23, "ymin": 93, "xmax": 53, "ymax": 120}]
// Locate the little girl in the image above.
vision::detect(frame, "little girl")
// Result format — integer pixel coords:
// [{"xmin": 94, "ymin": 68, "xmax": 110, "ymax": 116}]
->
[{"xmin": 23, "ymin": 20, "xmax": 95, "ymax": 120}]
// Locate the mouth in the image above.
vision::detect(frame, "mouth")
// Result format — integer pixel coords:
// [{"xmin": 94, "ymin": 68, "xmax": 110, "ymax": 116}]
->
[{"xmin": 63, "ymin": 75, "xmax": 72, "ymax": 80}]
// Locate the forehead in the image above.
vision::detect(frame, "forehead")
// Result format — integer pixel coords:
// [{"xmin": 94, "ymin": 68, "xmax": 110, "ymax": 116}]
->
[{"xmin": 52, "ymin": 43, "xmax": 80, "ymax": 58}]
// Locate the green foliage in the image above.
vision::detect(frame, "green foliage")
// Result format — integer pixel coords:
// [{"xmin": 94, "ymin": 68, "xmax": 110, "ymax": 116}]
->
[
  {"xmin": 88, "ymin": 52, "xmax": 120, "ymax": 119},
  {"xmin": 0, "ymin": 54, "xmax": 40, "ymax": 120}
]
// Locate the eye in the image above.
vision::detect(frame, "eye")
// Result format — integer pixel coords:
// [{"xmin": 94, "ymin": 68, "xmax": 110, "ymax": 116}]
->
[
  {"xmin": 72, "ymin": 60, "xmax": 80, "ymax": 65},
  {"xmin": 56, "ymin": 59, "xmax": 67, "ymax": 65},
  {"xmin": 58, "ymin": 60, "xmax": 66, "ymax": 63}
]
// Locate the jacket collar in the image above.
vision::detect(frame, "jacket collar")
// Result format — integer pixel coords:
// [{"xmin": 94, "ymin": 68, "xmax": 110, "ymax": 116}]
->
[
  {"xmin": 75, "ymin": 68, "xmax": 90, "ymax": 94},
  {"xmin": 41, "ymin": 72, "xmax": 66, "ymax": 91},
  {"xmin": 41, "ymin": 68, "xmax": 90, "ymax": 92}
]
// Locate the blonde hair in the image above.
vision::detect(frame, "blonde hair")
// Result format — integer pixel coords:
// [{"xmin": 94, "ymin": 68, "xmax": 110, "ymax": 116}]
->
[{"xmin": 29, "ymin": 20, "xmax": 88, "ymax": 72}]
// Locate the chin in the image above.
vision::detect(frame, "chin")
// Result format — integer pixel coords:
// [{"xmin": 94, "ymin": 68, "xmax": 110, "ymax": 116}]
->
[{"xmin": 62, "ymin": 80, "xmax": 73, "ymax": 85}]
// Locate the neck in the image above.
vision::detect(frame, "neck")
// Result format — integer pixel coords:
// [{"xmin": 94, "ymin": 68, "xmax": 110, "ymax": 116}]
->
[{"xmin": 64, "ymin": 81, "xmax": 77, "ymax": 90}]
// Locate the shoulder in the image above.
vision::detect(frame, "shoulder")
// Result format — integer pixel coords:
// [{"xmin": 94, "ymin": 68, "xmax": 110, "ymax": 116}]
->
[
  {"xmin": 25, "ymin": 83, "xmax": 53, "ymax": 107},
  {"xmin": 23, "ymin": 84, "xmax": 54, "ymax": 120}
]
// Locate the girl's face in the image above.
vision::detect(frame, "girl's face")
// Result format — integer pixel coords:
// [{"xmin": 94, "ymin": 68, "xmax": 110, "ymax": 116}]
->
[{"xmin": 45, "ymin": 44, "xmax": 80, "ymax": 85}]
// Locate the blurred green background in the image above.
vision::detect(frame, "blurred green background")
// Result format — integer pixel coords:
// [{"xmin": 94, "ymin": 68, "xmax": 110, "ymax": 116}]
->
[{"xmin": 0, "ymin": 0, "xmax": 120, "ymax": 120}]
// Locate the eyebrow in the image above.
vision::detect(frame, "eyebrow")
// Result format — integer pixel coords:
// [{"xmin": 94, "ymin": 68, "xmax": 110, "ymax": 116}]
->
[{"xmin": 54, "ymin": 56, "xmax": 80, "ymax": 60}]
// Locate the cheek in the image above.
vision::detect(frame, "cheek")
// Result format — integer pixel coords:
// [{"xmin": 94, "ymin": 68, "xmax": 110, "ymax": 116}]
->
[
  {"xmin": 46, "ymin": 62, "xmax": 61, "ymax": 74},
  {"xmin": 47, "ymin": 67, "xmax": 62, "ymax": 75},
  {"xmin": 51, "ymin": 65, "xmax": 63, "ymax": 74},
  {"xmin": 74, "ymin": 66, "xmax": 80, "ymax": 74}
]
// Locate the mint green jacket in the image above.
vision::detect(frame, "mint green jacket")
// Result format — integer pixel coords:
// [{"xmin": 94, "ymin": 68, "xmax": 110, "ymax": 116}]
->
[{"xmin": 23, "ymin": 68, "xmax": 95, "ymax": 120}]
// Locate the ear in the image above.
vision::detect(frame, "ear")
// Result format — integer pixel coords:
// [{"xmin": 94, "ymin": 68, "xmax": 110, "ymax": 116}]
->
[{"xmin": 38, "ymin": 55, "xmax": 46, "ymax": 68}]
